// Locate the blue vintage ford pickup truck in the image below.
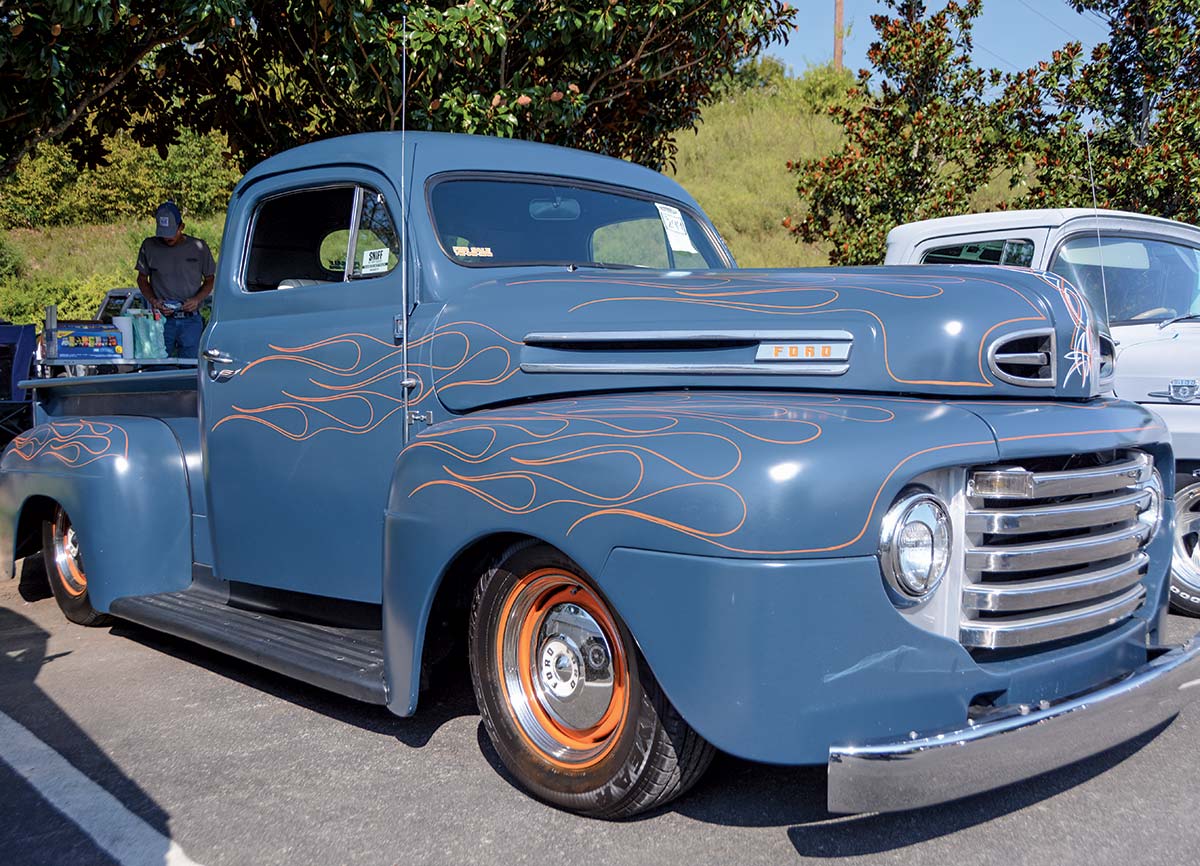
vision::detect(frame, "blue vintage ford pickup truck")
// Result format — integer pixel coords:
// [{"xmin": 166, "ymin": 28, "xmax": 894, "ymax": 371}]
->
[{"xmin": 3, "ymin": 132, "xmax": 1198, "ymax": 818}]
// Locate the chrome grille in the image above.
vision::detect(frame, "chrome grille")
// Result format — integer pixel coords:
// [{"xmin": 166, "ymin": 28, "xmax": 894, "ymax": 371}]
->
[{"xmin": 961, "ymin": 450, "xmax": 1156, "ymax": 649}]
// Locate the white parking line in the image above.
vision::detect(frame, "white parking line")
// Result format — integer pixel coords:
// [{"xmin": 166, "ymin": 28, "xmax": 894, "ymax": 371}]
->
[{"xmin": 0, "ymin": 710, "xmax": 202, "ymax": 866}]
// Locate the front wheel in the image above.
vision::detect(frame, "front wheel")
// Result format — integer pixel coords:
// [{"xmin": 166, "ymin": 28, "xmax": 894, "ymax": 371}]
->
[
  {"xmin": 1170, "ymin": 476, "xmax": 1200, "ymax": 616},
  {"xmin": 42, "ymin": 506, "xmax": 110, "ymax": 626},
  {"xmin": 468, "ymin": 541, "xmax": 713, "ymax": 818}
]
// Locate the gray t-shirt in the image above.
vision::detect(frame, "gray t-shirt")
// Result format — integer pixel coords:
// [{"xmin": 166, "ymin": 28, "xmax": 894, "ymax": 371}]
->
[{"xmin": 135, "ymin": 235, "xmax": 216, "ymax": 302}]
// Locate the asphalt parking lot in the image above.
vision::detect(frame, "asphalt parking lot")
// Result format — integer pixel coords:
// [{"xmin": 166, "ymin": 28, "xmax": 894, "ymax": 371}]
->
[{"xmin": 2, "ymin": 561, "xmax": 1198, "ymax": 866}]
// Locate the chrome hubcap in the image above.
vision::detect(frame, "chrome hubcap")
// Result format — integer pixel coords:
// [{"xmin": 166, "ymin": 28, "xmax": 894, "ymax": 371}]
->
[
  {"xmin": 1172, "ymin": 483, "xmax": 1200, "ymax": 592},
  {"xmin": 532, "ymin": 603, "xmax": 614, "ymax": 730},
  {"xmin": 63, "ymin": 527, "xmax": 79, "ymax": 561},
  {"xmin": 52, "ymin": 512, "xmax": 86, "ymax": 595}
]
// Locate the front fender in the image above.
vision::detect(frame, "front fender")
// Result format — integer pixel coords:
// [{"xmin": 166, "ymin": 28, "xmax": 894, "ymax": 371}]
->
[
  {"xmin": 382, "ymin": 391, "xmax": 1000, "ymax": 715},
  {"xmin": 0, "ymin": 416, "xmax": 193, "ymax": 609}
]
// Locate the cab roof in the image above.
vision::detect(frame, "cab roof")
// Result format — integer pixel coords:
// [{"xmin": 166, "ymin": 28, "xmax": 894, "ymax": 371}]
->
[{"xmin": 234, "ymin": 131, "xmax": 701, "ymax": 212}]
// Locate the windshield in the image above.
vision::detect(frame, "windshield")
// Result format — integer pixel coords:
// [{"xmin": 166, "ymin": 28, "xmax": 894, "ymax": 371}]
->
[
  {"xmin": 1050, "ymin": 235, "xmax": 1200, "ymax": 325},
  {"xmin": 429, "ymin": 176, "xmax": 727, "ymax": 269}
]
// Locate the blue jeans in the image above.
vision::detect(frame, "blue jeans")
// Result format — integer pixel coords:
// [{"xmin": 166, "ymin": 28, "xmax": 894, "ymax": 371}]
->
[{"xmin": 163, "ymin": 313, "xmax": 203, "ymax": 359}]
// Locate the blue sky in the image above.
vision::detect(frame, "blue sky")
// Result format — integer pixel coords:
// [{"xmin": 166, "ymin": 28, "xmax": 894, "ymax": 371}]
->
[{"xmin": 771, "ymin": 0, "xmax": 1108, "ymax": 76}]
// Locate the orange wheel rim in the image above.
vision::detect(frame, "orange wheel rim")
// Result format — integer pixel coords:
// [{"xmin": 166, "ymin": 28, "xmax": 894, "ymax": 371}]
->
[
  {"xmin": 495, "ymin": 568, "xmax": 630, "ymax": 769},
  {"xmin": 52, "ymin": 512, "xmax": 87, "ymax": 598}
]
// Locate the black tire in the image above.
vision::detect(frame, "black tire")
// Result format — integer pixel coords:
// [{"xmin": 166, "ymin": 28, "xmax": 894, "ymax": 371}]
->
[
  {"xmin": 42, "ymin": 506, "xmax": 111, "ymax": 627},
  {"xmin": 468, "ymin": 540, "xmax": 714, "ymax": 818},
  {"xmin": 1170, "ymin": 474, "xmax": 1200, "ymax": 617}
]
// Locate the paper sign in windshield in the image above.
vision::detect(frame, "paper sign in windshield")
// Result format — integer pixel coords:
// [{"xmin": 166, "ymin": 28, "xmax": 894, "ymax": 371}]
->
[
  {"xmin": 362, "ymin": 248, "xmax": 390, "ymax": 274},
  {"xmin": 655, "ymin": 204, "xmax": 698, "ymax": 255}
]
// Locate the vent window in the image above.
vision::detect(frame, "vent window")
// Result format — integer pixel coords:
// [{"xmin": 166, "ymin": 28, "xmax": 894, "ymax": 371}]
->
[{"xmin": 989, "ymin": 330, "xmax": 1055, "ymax": 387}]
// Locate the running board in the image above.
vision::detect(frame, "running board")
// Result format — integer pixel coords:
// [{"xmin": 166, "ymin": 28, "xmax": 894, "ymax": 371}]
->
[{"xmin": 109, "ymin": 586, "xmax": 387, "ymax": 704}]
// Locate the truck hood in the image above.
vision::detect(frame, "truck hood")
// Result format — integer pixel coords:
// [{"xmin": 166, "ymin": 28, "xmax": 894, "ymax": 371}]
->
[
  {"xmin": 1111, "ymin": 321, "xmax": 1200, "ymax": 405},
  {"xmin": 427, "ymin": 265, "xmax": 1106, "ymax": 411}
]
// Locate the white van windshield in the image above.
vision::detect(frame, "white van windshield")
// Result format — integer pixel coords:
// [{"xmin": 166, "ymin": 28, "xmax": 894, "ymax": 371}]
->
[{"xmin": 1051, "ymin": 236, "xmax": 1200, "ymax": 325}]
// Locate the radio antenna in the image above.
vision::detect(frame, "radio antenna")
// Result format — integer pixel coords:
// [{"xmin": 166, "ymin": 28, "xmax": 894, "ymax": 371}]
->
[
  {"xmin": 1085, "ymin": 130, "xmax": 1109, "ymax": 313},
  {"xmin": 400, "ymin": 14, "xmax": 418, "ymax": 440}
]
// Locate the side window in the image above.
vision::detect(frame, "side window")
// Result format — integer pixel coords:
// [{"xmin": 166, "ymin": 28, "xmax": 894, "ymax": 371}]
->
[
  {"xmin": 243, "ymin": 184, "xmax": 400, "ymax": 292},
  {"xmin": 921, "ymin": 238, "xmax": 1035, "ymax": 266}
]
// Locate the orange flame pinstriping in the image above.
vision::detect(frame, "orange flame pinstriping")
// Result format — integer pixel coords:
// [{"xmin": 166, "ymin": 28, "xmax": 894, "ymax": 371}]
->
[
  {"xmin": 214, "ymin": 322, "xmax": 522, "ymax": 440},
  {"xmin": 10, "ymin": 419, "xmax": 129, "ymax": 468},
  {"xmin": 406, "ymin": 392, "xmax": 1164, "ymax": 556}
]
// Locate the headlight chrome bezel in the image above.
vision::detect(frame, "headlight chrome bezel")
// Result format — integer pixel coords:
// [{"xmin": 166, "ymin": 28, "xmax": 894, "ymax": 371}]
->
[
  {"xmin": 1139, "ymin": 468, "xmax": 1165, "ymax": 538},
  {"xmin": 880, "ymin": 489, "xmax": 952, "ymax": 604}
]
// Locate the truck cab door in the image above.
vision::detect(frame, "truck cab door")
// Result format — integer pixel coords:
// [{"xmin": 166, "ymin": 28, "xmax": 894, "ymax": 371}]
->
[{"xmin": 199, "ymin": 170, "xmax": 407, "ymax": 603}]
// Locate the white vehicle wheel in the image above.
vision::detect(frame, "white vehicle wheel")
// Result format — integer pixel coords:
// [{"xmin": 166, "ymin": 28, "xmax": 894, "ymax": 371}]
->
[{"xmin": 1170, "ymin": 478, "xmax": 1200, "ymax": 616}]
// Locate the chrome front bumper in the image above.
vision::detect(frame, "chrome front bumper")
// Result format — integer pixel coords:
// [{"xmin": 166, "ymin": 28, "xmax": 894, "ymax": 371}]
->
[{"xmin": 827, "ymin": 636, "xmax": 1200, "ymax": 814}]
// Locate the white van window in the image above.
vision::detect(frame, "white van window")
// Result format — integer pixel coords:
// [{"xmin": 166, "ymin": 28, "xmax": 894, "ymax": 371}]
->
[
  {"xmin": 1051, "ymin": 236, "xmax": 1200, "ymax": 325},
  {"xmin": 921, "ymin": 239, "xmax": 1035, "ymax": 267}
]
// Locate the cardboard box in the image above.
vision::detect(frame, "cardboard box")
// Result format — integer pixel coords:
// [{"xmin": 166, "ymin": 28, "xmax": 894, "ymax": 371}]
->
[{"xmin": 54, "ymin": 322, "xmax": 125, "ymax": 360}]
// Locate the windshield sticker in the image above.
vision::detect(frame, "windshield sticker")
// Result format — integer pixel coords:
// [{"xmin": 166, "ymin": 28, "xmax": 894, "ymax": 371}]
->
[
  {"xmin": 655, "ymin": 203, "xmax": 699, "ymax": 255},
  {"xmin": 453, "ymin": 245, "xmax": 494, "ymax": 258},
  {"xmin": 361, "ymin": 248, "xmax": 390, "ymax": 274}
]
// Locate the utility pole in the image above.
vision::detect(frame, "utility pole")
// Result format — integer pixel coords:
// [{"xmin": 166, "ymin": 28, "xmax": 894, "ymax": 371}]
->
[{"xmin": 834, "ymin": 0, "xmax": 844, "ymax": 70}]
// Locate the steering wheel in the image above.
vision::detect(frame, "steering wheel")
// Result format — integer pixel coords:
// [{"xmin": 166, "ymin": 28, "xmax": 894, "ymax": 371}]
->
[{"xmin": 1130, "ymin": 307, "xmax": 1175, "ymax": 320}]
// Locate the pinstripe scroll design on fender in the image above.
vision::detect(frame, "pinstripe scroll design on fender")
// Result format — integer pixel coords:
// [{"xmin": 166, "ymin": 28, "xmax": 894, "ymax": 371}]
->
[
  {"xmin": 210, "ymin": 322, "xmax": 518, "ymax": 440},
  {"xmin": 9, "ymin": 419, "xmax": 129, "ymax": 468},
  {"xmin": 404, "ymin": 393, "xmax": 1161, "ymax": 556},
  {"xmin": 405, "ymin": 393, "xmax": 901, "ymax": 555}
]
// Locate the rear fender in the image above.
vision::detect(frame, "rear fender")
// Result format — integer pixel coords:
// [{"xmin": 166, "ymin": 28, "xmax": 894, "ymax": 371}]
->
[{"xmin": 0, "ymin": 416, "xmax": 193, "ymax": 609}]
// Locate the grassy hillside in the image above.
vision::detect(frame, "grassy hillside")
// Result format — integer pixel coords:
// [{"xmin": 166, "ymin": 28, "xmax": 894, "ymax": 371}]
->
[{"xmin": 671, "ymin": 75, "xmax": 842, "ymax": 268}]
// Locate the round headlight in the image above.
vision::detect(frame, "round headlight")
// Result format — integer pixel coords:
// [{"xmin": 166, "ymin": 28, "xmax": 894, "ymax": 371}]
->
[
  {"xmin": 1139, "ymin": 468, "xmax": 1164, "ymax": 537},
  {"xmin": 881, "ymin": 492, "xmax": 951, "ymax": 599}
]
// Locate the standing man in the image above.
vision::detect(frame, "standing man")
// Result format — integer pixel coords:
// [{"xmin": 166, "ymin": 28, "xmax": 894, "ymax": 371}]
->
[{"xmin": 135, "ymin": 201, "xmax": 216, "ymax": 359}]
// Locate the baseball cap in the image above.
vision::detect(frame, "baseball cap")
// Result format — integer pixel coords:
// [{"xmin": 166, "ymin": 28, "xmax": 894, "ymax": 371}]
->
[{"xmin": 155, "ymin": 201, "xmax": 182, "ymax": 238}]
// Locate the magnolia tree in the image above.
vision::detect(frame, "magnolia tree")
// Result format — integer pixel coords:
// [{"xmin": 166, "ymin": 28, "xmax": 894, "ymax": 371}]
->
[
  {"xmin": 1003, "ymin": 0, "xmax": 1200, "ymax": 222},
  {"xmin": 785, "ymin": 0, "xmax": 1007, "ymax": 265},
  {"xmin": 790, "ymin": 0, "xmax": 1200, "ymax": 265},
  {"xmin": 0, "ymin": 2, "xmax": 242, "ymax": 175},
  {"xmin": 0, "ymin": 1, "xmax": 796, "ymax": 176}
]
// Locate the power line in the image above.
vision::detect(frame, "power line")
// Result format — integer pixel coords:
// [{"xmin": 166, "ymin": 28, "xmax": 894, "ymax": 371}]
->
[
  {"xmin": 976, "ymin": 43, "xmax": 1021, "ymax": 72},
  {"xmin": 1013, "ymin": 0, "xmax": 1080, "ymax": 42}
]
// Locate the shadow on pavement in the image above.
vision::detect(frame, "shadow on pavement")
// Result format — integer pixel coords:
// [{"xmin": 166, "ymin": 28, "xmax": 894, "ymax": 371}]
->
[
  {"xmin": 661, "ymin": 722, "xmax": 1166, "ymax": 854},
  {"xmin": 114, "ymin": 620, "xmax": 479, "ymax": 749},
  {"xmin": 0, "ymin": 603, "xmax": 179, "ymax": 866},
  {"xmin": 785, "ymin": 726, "xmax": 1166, "ymax": 856}
]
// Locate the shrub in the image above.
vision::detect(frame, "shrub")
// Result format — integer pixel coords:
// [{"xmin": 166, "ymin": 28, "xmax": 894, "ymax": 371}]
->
[
  {"xmin": 0, "ymin": 130, "xmax": 239, "ymax": 229},
  {"xmin": 794, "ymin": 62, "xmax": 855, "ymax": 114},
  {"xmin": 0, "ymin": 234, "xmax": 24, "ymax": 281},
  {"xmin": 0, "ymin": 270, "xmax": 125, "ymax": 325}
]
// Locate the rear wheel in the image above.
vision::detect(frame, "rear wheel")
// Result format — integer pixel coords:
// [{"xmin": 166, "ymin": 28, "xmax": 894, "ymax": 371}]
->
[
  {"xmin": 1170, "ymin": 476, "xmax": 1200, "ymax": 616},
  {"xmin": 42, "ymin": 506, "xmax": 110, "ymax": 626},
  {"xmin": 468, "ymin": 541, "xmax": 713, "ymax": 818}
]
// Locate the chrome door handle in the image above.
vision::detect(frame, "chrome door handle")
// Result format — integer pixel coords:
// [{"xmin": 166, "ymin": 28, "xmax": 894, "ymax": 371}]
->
[{"xmin": 203, "ymin": 348, "xmax": 238, "ymax": 381}]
